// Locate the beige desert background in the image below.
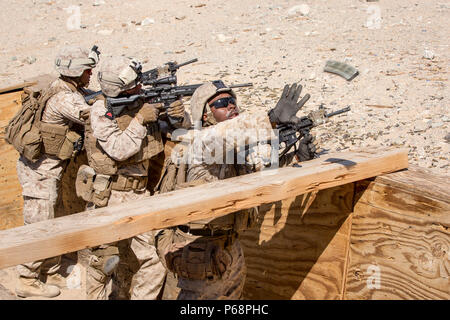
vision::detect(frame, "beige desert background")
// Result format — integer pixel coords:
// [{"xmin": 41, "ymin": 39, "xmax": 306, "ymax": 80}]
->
[{"xmin": 0, "ymin": 0, "xmax": 448, "ymax": 299}]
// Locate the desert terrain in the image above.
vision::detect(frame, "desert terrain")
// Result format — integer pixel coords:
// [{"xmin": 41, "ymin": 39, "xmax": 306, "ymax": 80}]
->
[{"xmin": 0, "ymin": 0, "xmax": 448, "ymax": 299}]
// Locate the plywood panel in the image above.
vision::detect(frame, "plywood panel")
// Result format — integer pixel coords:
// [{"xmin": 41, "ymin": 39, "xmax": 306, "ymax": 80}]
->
[
  {"xmin": 345, "ymin": 171, "xmax": 450, "ymax": 300},
  {"xmin": 0, "ymin": 91, "xmax": 24, "ymax": 230},
  {"xmin": 241, "ymin": 184, "xmax": 354, "ymax": 300}
]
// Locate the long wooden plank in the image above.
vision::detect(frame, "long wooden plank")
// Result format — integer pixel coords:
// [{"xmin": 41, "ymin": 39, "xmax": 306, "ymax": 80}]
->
[
  {"xmin": 0, "ymin": 148, "xmax": 408, "ymax": 269},
  {"xmin": 0, "ymin": 81, "xmax": 36, "ymax": 95}
]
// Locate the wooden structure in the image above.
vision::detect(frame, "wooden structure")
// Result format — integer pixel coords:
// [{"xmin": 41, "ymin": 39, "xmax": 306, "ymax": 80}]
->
[
  {"xmin": 240, "ymin": 165, "xmax": 449, "ymax": 300},
  {"xmin": 0, "ymin": 84, "xmax": 448, "ymax": 300},
  {"xmin": 0, "ymin": 148, "xmax": 408, "ymax": 269}
]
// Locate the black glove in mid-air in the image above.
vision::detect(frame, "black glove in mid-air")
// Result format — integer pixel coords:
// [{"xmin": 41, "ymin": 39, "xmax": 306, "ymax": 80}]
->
[{"xmin": 268, "ymin": 83, "xmax": 310, "ymax": 125}]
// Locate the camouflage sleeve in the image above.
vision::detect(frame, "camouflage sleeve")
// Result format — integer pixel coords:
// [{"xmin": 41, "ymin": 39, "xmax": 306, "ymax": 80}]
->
[
  {"xmin": 90, "ymin": 101, "xmax": 147, "ymax": 161},
  {"xmin": 185, "ymin": 112, "xmax": 276, "ymax": 165},
  {"xmin": 42, "ymin": 90, "xmax": 90, "ymax": 125},
  {"xmin": 246, "ymin": 142, "xmax": 273, "ymax": 171},
  {"xmin": 186, "ymin": 163, "xmax": 220, "ymax": 183}
]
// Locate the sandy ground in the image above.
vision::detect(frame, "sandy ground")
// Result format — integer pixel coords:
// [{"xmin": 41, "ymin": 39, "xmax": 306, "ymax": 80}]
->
[{"xmin": 0, "ymin": 0, "xmax": 448, "ymax": 299}]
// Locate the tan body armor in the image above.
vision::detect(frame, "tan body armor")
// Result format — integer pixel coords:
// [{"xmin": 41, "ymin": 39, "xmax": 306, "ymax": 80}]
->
[
  {"xmin": 77, "ymin": 98, "xmax": 164, "ymax": 207},
  {"xmin": 156, "ymin": 159, "xmax": 257, "ymax": 281},
  {"xmin": 36, "ymin": 79, "xmax": 84, "ymax": 160},
  {"xmin": 5, "ymin": 77, "xmax": 84, "ymax": 162}
]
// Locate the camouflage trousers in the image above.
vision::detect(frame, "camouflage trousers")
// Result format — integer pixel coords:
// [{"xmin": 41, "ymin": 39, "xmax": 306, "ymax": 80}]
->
[
  {"xmin": 158, "ymin": 228, "xmax": 246, "ymax": 300},
  {"xmin": 16, "ymin": 197, "xmax": 61, "ymax": 279},
  {"xmin": 15, "ymin": 155, "xmax": 65, "ymax": 279},
  {"xmin": 86, "ymin": 189, "xmax": 167, "ymax": 300}
]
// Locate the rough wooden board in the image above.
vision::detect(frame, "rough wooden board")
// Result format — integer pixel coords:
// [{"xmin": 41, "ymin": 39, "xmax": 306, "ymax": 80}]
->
[
  {"xmin": 0, "ymin": 81, "xmax": 36, "ymax": 95},
  {"xmin": 0, "ymin": 91, "xmax": 24, "ymax": 230},
  {"xmin": 374, "ymin": 165, "xmax": 450, "ymax": 203},
  {"xmin": 0, "ymin": 148, "xmax": 408, "ymax": 269},
  {"xmin": 345, "ymin": 203, "xmax": 449, "ymax": 300},
  {"xmin": 345, "ymin": 169, "xmax": 450, "ymax": 300},
  {"xmin": 355, "ymin": 180, "xmax": 449, "ymax": 222},
  {"xmin": 0, "ymin": 74, "xmax": 54, "ymax": 95},
  {"xmin": 241, "ymin": 184, "xmax": 354, "ymax": 300}
]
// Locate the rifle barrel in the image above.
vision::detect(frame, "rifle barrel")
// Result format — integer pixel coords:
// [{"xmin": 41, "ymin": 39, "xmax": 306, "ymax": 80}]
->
[
  {"xmin": 229, "ymin": 83, "xmax": 253, "ymax": 89},
  {"xmin": 325, "ymin": 106, "xmax": 351, "ymax": 117},
  {"xmin": 174, "ymin": 58, "xmax": 198, "ymax": 69}
]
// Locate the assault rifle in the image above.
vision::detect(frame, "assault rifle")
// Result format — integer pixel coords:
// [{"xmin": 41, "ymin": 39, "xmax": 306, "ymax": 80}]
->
[
  {"xmin": 83, "ymin": 58, "xmax": 198, "ymax": 104},
  {"xmin": 104, "ymin": 82, "xmax": 253, "ymax": 125},
  {"xmin": 277, "ymin": 106, "xmax": 351, "ymax": 158},
  {"xmin": 139, "ymin": 58, "xmax": 198, "ymax": 86}
]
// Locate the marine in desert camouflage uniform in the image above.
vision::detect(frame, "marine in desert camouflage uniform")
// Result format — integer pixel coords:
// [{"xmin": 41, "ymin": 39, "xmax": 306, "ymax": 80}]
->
[
  {"xmin": 15, "ymin": 46, "xmax": 99, "ymax": 298},
  {"xmin": 156, "ymin": 81, "xmax": 319, "ymax": 299},
  {"xmin": 77, "ymin": 56, "xmax": 191, "ymax": 300}
]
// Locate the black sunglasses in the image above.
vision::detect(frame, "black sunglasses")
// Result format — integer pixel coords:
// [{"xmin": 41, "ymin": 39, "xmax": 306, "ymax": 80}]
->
[{"xmin": 210, "ymin": 97, "xmax": 236, "ymax": 109}]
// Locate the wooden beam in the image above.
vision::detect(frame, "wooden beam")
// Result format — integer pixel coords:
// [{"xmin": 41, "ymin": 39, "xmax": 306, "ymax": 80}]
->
[
  {"xmin": 0, "ymin": 82, "xmax": 36, "ymax": 95},
  {"xmin": 0, "ymin": 148, "xmax": 408, "ymax": 269}
]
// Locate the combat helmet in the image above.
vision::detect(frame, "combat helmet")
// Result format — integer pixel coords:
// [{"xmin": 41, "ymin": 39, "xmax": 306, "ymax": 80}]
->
[
  {"xmin": 97, "ymin": 56, "xmax": 141, "ymax": 97},
  {"xmin": 54, "ymin": 46, "xmax": 99, "ymax": 77},
  {"xmin": 190, "ymin": 80, "xmax": 236, "ymax": 126}
]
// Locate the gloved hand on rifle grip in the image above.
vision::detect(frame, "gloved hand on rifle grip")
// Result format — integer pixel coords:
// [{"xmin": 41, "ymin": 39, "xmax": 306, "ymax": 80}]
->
[
  {"xmin": 296, "ymin": 133, "xmax": 322, "ymax": 162},
  {"xmin": 268, "ymin": 83, "xmax": 310, "ymax": 125},
  {"xmin": 136, "ymin": 103, "xmax": 162, "ymax": 125},
  {"xmin": 167, "ymin": 100, "xmax": 185, "ymax": 119}
]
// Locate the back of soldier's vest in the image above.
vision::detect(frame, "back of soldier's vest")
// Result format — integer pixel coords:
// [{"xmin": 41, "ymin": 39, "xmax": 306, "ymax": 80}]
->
[{"xmin": 4, "ymin": 74, "xmax": 57, "ymax": 162}]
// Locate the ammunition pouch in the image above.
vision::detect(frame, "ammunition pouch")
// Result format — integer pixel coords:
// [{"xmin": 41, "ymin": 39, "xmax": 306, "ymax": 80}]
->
[
  {"xmin": 21, "ymin": 125, "xmax": 42, "ymax": 162},
  {"xmin": 164, "ymin": 228, "xmax": 235, "ymax": 281},
  {"xmin": 76, "ymin": 164, "xmax": 96, "ymax": 202},
  {"xmin": 91, "ymin": 174, "xmax": 112, "ymax": 208},
  {"xmin": 111, "ymin": 175, "xmax": 148, "ymax": 192},
  {"xmin": 75, "ymin": 165, "xmax": 112, "ymax": 207},
  {"xmin": 41, "ymin": 122, "xmax": 83, "ymax": 160},
  {"xmin": 76, "ymin": 165, "xmax": 148, "ymax": 207}
]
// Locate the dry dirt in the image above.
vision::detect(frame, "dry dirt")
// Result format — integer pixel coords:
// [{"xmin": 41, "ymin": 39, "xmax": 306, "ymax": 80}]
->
[{"xmin": 0, "ymin": 0, "xmax": 448, "ymax": 299}]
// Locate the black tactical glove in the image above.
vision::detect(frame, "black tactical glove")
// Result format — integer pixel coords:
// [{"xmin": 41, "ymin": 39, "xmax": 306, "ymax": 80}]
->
[
  {"xmin": 296, "ymin": 133, "xmax": 321, "ymax": 162},
  {"xmin": 268, "ymin": 83, "xmax": 310, "ymax": 125}
]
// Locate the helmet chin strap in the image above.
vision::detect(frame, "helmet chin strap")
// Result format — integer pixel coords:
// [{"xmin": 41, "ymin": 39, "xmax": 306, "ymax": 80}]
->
[
  {"xmin": 204, "ymin": 110, "xmax": 218, "ymax": 127},
  {"xmin": 60, "ymin": 74, "xmax": 86, "ymax": 90}
]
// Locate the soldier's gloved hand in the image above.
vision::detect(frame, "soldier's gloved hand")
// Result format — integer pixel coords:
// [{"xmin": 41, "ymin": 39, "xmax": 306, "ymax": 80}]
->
[
  {"xmin": 136, "ymin": 103, "xmax": 162, "ymax": 125},
  {"xmin": 296, "ymin": 133, "xmax": 321, "ymax": 162},
  {"xmin": 268, "ymin": 83, "xmax": 310, "ymax": 125},
  {"xmin": 167, "ymin": 100, "xmax": 185, "ymax": 119}
]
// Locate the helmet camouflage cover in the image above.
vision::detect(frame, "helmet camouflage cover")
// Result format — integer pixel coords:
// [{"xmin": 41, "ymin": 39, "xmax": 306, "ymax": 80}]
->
[
  {"xmin": 54, "ymin": 46, "xmax": 99, "ymax": 77},
  {"xmin": 190, "ymin": 80, "xmax": 236, "ymax": 125},
  {"xmin": 97, "ymin": 56, "xmax": 141, "ymax": 97}
]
